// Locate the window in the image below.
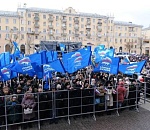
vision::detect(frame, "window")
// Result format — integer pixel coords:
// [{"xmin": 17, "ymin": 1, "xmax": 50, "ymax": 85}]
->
[
  {"xmin": 125, "ymin": 27, "xmax": 127, "ymax": 31},
  {"xmin": 56, "ymin": 23, "xmax": 59, "ymax": 27},
  {"xmin": 6, "ymin": 26, "xmax": 9, "ymax": 31},
  {"xmin": 28, "ymin": 28, "xmax": 31, "ymax": 32},
  {"xmin": 28, "ymin": 13, "xmax": 31, "ymax": 18},
  {"xmin": 28, "ymin": 21, "xmax": 31, "ymax": 25},
  {"xmin": 0, "ymin": 26, "xmax": 1, "ymax": 30},
  {"xmin": 120, "ymin": 39, "xmax": 122, "ymax": 43},
  {"xmin": 69, "ymin": 30, "xmax": 72, "ymax": 34},
  {"xmin": 93, "ymin": 31, "xmax": 95, "ymax": 35},
  {"xmin": 6, "ymin": 34, "xmax": 9, "ymax": 38},
  {"xmin": 69, "ymin": 9, "xmax": 71, "ymax": 13},
  {"xmin": 21, "ymin": 34, "xmax": 24, "ymax": 39},
  {"xmin": 115, "ymin": 39, "xmax": 117, "ymax": 43},
  {"xmin": 80, "ymin": 31, "xmax": 83, "ymax": 34},
  {"xmin": 21, "ymin": 12, "xmax": 23, "ymax": 16},
  {"xmin": 35, "ymin": 36, "xmax": 38, "ymax": 39},
  {"xmin": 13, "ymin": 27, "xmax": 17, "ymax": 31},
  {"xmin": 43, "ymin": 29, "xmax": 46, "ymax": 32},
  {"xmin": 43, "ymin": 15, "xmax": 46, "ymax": 19},
  {"xmin": 120, "ymin": 27, "xmax": 122, "ymax": 31},
  {"xmin": 135, "ymin": 45, "xmax": 137, "ymax": 48},
  {"xmin": 43, "ymin": 22, "xmax": 46, "ymax": 26},
  {"xmin": 13, "ymin": 19, "xmax": 16, "ymax": 24},
  {"xmin": 5, "ymin": 18, "xmax": 9, "ymax": 24},
  {"xmin": 69, "ymin": 17, "xmax": 72, "ymax": 21},
  {"xmin": 20, "ymin": 45, "xmax": 25, "ymax": 54},
  {"xmin": 0, "ymin": 18, "xmax": 1, "ymax": 23},
  {"xmin": 21, "ymin": 27, "xmax": 24, "ymax": 31},
  {"xmin": 14, "ymin": 34, "xmax": 17, "ymax": 39},
  {"xmin": 56, "ymin": 29, "xmax": 59, "ymax": 34},
  {"xmin": 56, "ymin": 16, "xmax": 59, "ymax": 20},
  {"xmin": 111, "ymin": 20, "xmax": 113, "ymax": 23},
  {"xmin": 81, "ymin": 24, "xmax": 84, "ymax": 28},
  {"xmin": 93, "ymin": 25, "xmax": 95, "ymax": 29},
  {"xmin": 124, "ymin": 39, "xmax": 126, "ymax": 42},
  {"xmin": 69, "ymin": 24, "xmax": 72, "ymax": 27},
  {"xmin": 119, "ymin": 33, "xmax": 121, "ymax": 36},
  {"xmin": 93, "ymin": 19, "xmax": 95, "ymax": 23},
  {"xmin": 115, "ymin": 32, "xmax": 118, "ymax": 36},
  {"xmin": 21, "ymin": 20, "xmax": 24, "ymax": 25},
  {"xmin": 0, "ymin": 34, "xmax": 1, "ymax": 38},
  {"xmin": 81, "ymin": 18, "xmax": 84, "ymax": 22}
]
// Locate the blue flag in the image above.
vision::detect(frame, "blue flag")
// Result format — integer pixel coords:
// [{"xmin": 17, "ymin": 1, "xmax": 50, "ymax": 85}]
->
[
  {"xmin": 11, "ymin": 57, "xmax": 35, "ymax": 74},
  {"xmin": 93, "ymin": 56, "xmax": 120, "ymax": 74},
  {"xmin": 62, "ymin": 48, "xmax": 91, "ymax": 71},
  {"xmin": 46, "ymin": 51, "xmax": 58, "ymax": 62},
  {"xmin": 13, "ymin": 41, "xmax": 21, "ymax": 59},
  {"xmin": 94, "ymin": 48, "xmax": 115, "ymax": 63},
  {"xmin": 121, "ymin": 56, "xmax": 130, "ymax": 64},
  {"xmin": 94, "ymin": 44, "xmax": 105, "ymax": 52},
  {"xmin": 67, "ymin": 51, "xmax": 91, "ymax": 73},
  {"xmin": 0, "ymin": 52, "xmax": 10, "ymax": 66},
  {"xmin": 59, "ymin": 43, "xmax": 65, "ymax": 52},
  {"xmin": 0, "ymin": 63, "xmax": 17, "ymax": 81},
  {"xmin": 119, "ymin": 60, "xmax": 146, "ymax": 75}
]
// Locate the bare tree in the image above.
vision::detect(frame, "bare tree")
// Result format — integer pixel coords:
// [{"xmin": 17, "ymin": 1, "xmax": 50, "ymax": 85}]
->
[{"xmin": 124, "ymin": 42, "xmax": 133, "ymax": 53}]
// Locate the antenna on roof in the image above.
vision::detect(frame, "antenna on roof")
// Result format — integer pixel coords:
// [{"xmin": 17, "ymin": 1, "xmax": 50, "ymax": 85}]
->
[{"xmin": 23, "ymin": 3, "xmax": 27, "ymax": 8}]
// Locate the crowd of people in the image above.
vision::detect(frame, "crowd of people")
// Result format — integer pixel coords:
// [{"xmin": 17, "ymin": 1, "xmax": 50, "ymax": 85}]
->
[{"xmin": 0, "ymin": 67, "xmax": 145, "ymax": 130}]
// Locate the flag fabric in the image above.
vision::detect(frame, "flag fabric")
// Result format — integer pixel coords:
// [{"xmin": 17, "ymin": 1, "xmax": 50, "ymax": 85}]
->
[
  {"xmin": 93, "ymin": 56, "xmax": 120, "ymax": 74},
  {"xmin": 11, "ymin": 57, "xmax": 35, "ymax": 74},
  {"xmin": 94, "ymin": 48, "xmax": 115, "ymax": 63},
  {"xmin": 94, "ymin": 44, "xmax": 105, "ymax": 52},
  {"xmin": 13, "ymin": 41, "xmax": 21, "ymax": 58},
  {"xmin": 62, "ymin": 48, "xmax": 91, "ymax": 71},
  {"xmin": 121, "ymin": 56, "xmax": 130, "ymax": 64},
  {"xmin": 46, "ymin": 51, "xmax": 58, "ymax": 63},
  {"xmin": 0, "ymin": 63, "xmax": 17, "ymax": 81},
  {"xmin": 0, "ymin": 52, "xmax": 10, "ymax": 66},
  {"xmin": 67, "ymin": 51, "xmax": 91, "ymax": 73},
  {"xmin": 59, "ymin": 43, "xmax": 66, "ymax": 52},
  {"xmin": 119, "ymin": 60, "xmax": 146, "ymax": 75}
]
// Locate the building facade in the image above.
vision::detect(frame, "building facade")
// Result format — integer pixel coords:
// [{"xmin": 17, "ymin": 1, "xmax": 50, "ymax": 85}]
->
[
  {"xmin": 0, "ymin": 7, "xmax": 143, "ymax": 54},
  {"xmin": 142, "ymin": 27, "xmax": 150, "ymax": 55}
]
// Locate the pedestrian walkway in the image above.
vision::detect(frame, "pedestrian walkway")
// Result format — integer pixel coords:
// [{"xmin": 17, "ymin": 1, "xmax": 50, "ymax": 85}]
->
[{"xmin": 28, "ymin": 106, "xmax": 150, "ymax": 130}]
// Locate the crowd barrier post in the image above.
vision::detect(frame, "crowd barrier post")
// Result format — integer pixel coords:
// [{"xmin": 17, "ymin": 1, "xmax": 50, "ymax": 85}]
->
[
  {"xmin": 116, "ymin": 85, "xmax": 120, "ymax": 116},
  {"xmin": 4, "ymin": 95, "xmax": 8, "ymax": 130},
  {"xmin": 37, "ymin": 93, "xmax": 41, "ymax": 130},
  {"xmin": 67, "ymin": 90, "xmax": 70, "ymax": 125},
  {"xmin": 144, "ymin": 82, "xmax": 147, "ymax": 104},
  {"xmin": 93, "ymin": 88, "xmax": 96, "ymax": 121},
  {"xmin": 135, "ymin": 83, "xmax": 139, "ymax": 112}
]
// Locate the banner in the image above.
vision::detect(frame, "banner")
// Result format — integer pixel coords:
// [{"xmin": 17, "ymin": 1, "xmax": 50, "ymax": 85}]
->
[
  {"xmin": 119, "ymin": 60, "xmax": 146, "ymax": 75},
  {"xmin": 67, "ymin": 51, "xmax": 91, "ymax": 73},
  {"xmin": 94, "ymin": 48, "xmax": 115, "ymax": 63},
  {"xmin": 12, "ymin": 57, "xmax": 35, "ymax": 74},
  {"xmin": 93, "ymin": 56, "xmax": 120, "ymax": 74}
]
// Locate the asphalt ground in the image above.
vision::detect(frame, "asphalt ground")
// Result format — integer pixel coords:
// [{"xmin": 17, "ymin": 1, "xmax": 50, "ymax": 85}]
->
[{"xmin": 18, "ymin": 106, "xmax": 150, "ymax": 130}]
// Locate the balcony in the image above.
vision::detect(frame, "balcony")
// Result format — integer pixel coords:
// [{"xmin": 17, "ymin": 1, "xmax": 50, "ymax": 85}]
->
[
  {"xmin": 34, "ymin": 31, "xmax": 40, "ymax": 35},
  {"xmin": 74, "ymin": 18, "xmax": 79, "ymax": 23},
  {"xmin": 61, "ymin": 32, "xmax": 67, "ymax": 37},
  {"xmin": 62, "ymin": 26, "xmax": 67, "ymax": 30},
  {"xmin": 74, "ymin": 33, "xmax": 79, "ymax": 37},
  {"xmin": 48, "ymin": 25, "xmax": 53, "ymax": 29},
  {"xmin": 48, "ymin": 17, "xmax": 53, "ymax": 22},
  {"xmin": 97, "ymin": 26, "xmax": 102, "ymax": 32},
  {"xmin": 86, "ymin": 20, "xmax": 91, "ymax": 25},
  {"xmin": 48, "ymin": 32, "xmax": 54, "ymax": 36},
  {"xmin": 97, "ymin": 34, "xmax": 102, "ymax": 38},
  {"xmin": 34, "ymin": 24, "xmax": 40, "ymax": 28},
  {"xmin": 86, "ymin": 33, "xmax": 91, "ymax": 38},
  {"xmin": 74, "ymin": 25, "xmax": 79, "ymax": 30},
  {"xmin": 97, "ymin": 21, "xmax": 102, "ymax": 25},
  {"xmin": 61, "ymin": 19, "xmax": 67, "ymax": 23},
  {"xmin": 86, "ymin": 25, "xmax": 91, "ymax": 30},
  {"xmin": 34, "ymin": 16, "xmax": 40, "ymax": 21}
]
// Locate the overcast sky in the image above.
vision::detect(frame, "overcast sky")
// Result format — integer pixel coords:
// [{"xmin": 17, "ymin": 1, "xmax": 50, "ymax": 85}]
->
[{"xmin": 0, "ymin": 0, "xmax": 149, "ymax": 28}]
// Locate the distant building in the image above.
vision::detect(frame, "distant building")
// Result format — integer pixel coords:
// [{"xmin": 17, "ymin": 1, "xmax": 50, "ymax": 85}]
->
[{"xmin": 0, "ymin": 6, "xmax": 143, "ymax": 54}]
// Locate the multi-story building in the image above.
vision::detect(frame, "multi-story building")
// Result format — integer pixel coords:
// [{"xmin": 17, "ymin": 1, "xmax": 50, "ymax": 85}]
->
[
  {"xmin": 0, "ymin": 6, "xmax": 143, "ymax": 54},
  {"xmin": 142, "ymin": 27, "xmax": 150, "ymax": 55}
]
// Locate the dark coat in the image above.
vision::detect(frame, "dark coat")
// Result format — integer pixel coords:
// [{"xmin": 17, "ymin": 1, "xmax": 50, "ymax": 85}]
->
[{"xmin": 7, "ymin": 100, "xmax": 21, "ymax": 123}]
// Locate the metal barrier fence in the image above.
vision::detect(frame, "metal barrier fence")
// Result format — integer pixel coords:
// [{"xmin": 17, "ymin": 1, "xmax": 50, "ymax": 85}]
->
[{"xmin": 0, "ymin": 83, "xmax": 147, "ymax": 130}]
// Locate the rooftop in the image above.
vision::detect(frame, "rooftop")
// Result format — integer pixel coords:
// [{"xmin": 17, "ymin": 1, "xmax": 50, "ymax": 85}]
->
[
  {"xmin": 142, "ymin": 27, "xmax": 150, "ymax": 31},
  {"xmin": 114, "ymin": 21, "xmax": 143, "ymax": 27},
  {"xmin": 0, "ymin": 10, "xmax": 19, "ymax": 17},
  {"xmin": 18, "ymin": 7, "xmax": 108, "ymax": 19}
]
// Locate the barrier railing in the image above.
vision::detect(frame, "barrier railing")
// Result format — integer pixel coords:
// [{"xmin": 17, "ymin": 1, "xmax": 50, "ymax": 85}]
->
[{"xmin": 0, "ymin": 83, "xmax": 147, "ymax": 130}]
